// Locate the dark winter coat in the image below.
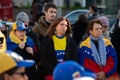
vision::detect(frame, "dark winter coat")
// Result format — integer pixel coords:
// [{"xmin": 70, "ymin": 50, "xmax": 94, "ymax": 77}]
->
[
  {"xmin": 72, "ymin": 21, "xmax": 88, "ymax": 45},
  {"xmin": 39, "ymin": 36, "xmax": 79, "ymax": 78},
  {"xmin": 110, "ymin": 18, "xmax": 120, "ymax": 74}
]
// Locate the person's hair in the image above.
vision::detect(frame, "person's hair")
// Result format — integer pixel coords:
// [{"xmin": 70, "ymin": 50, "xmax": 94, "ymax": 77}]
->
[
  {"xmin": 90, "ymin": 5, "xmax": 98, "ymax": 12},
  {"xmin": 46, "ymin": 17, "xmax": 72, "ymax": 38},
  {"xmin": 0, "ymin": 67, "xmax": 18, "ymax": 80},
  {"xmin": 87, "ymin": 19, "xmax": 102, "ymax": 34},
  {"xmin": 34, "ymin": 12, "xmax": 45, "ymax": 22},
  {"xmin": 78, "ymin": 14, "xmax": 88, "ymax": 23},
  {"xmin": 44, "ymin": 3, "xmax": 57, "ymax": 12}
]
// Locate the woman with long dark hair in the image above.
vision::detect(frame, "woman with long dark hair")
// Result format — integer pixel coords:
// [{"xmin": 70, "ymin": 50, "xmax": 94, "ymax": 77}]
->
[{"xmin": 39, "ymin": 17, "xmax": 78, "ymax": 80}]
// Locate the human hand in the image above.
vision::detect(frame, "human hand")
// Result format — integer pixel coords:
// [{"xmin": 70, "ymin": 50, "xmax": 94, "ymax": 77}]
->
[
  {"xmin": 97, "ymin": 71, "xmax": 105, "ymax": 80},
  {"xmin": 19, "ymin": 42, "xmax": 25, "ymax": 49},
  {"xmin": 26, "ymin": 47, "xmax": 34, "ymax": 55}
]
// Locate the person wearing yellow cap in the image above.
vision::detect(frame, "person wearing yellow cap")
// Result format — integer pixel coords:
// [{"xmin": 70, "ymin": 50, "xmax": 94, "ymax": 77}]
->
[
  {"xmin": 7, "ymin": 21, "xmax": 34, "ymax": 59},
  {"xmin": 0, "ymin": 51, "xmax": 35, "ymax": 80},
  {"xmin": 6, "ymin": 21, "xmax": 36, "ymax": 80}
]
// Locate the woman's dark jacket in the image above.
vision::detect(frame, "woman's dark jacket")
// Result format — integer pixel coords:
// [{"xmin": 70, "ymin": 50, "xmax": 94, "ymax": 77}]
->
[{"xmin": 39, "ymin": 36, "xmax": 79, "ymax": 77}]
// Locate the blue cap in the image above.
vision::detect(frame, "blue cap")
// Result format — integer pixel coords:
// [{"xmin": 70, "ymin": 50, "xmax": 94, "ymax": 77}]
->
[
  {"xmin": 12, "ymin": 21, "xmax": 27, "ymax": 31},
  {"xmin": 53, "ymin": 61, "xmax": 96, "ymax": 80},
  {"xmin": 6, "ymin": 50, "xmax": 35, "ymax": 67}
]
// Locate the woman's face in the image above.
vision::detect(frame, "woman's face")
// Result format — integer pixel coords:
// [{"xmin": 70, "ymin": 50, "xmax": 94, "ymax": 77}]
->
[
  {"xmin": 6, "ymin": 67, "xmax": 28, "ymax": 80},
  {"xmin": 89, "ymin": 23, "xmax": 103, "ymax": 38},
  {"xmin": 14, "ymin": 30, "xmax": 26, "ymax": 40},
  {"xmin": 55, "ymin": 20, "xmax": 68, "ymax": 36}
]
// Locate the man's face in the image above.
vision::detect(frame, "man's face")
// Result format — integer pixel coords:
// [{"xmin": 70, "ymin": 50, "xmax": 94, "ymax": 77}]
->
[{"xmin": 45, "ymin": 7, "xmax": 57, "ymax": 23}]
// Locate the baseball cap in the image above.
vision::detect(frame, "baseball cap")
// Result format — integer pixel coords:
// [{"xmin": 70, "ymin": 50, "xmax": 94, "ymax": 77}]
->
[
  {"xmin": 12, "ymin": 21, "xmax": 27, "ymax": 31},
  {"xmin": 53, "ymin": 61, "xmax": 96, "ymax": 80},
  {"xmin": 16, "ymin": 12, "xmax": 29, "ymax": 23},
  {"xmin": 0, "ymin": 51, "xmax": 35, "ymax": 74}
]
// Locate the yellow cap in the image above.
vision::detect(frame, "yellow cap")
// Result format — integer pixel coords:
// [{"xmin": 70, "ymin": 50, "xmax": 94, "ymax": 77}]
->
[
  {"xmin": 12, "ymin": 22, "xmax": 17, "ymax": 31},
  {"xmin": 0, "ymin": 53, "xmax": 16, "ymax": 74},
  {"xmin": 0, "ymin": 51, "xmax": 35, "ymax": 74}
]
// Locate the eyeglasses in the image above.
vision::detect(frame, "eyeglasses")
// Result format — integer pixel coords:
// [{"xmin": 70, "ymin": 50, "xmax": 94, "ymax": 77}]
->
[{"xmin": 13, "ymin": 72, "xmax": 26, "ymax": 77}]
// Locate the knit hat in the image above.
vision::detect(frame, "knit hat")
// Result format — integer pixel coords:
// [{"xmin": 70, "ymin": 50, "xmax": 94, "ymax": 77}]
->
[
  {"xmin": 16, "ymin": 12, "xmax": 29, "ymax": 23},
  {"xmin": 0, "ymin": 51, "xmax": 35, "ymax": 74},
  {"xmin": 98, "ymin": 16, "xmax": 109, "ymax": 27},
  {"xmin": 12, "ymin": 21, "xmax": 27, "ymax": 31},
  {"xmin": 53, "ymin": 61, "xmax": 96, "ymax": 80}
]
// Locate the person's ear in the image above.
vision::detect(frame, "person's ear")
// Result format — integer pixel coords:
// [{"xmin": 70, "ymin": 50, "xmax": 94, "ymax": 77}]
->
[
  {"xmin": 89, "ymin": 29, "xmax": 92, "ymax": 34},
  {"xmin": 4, "ymin": 74, "xmax": 10, "ymax": 80}
]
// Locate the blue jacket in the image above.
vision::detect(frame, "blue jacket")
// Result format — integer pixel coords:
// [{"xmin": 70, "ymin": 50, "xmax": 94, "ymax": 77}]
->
[{"xmin": 79, "ymin": 37, "xmax": 118, "ymax": 78}]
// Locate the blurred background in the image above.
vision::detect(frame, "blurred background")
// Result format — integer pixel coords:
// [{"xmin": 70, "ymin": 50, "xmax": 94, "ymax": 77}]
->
[{"xmin": 0, "ymin": 0, "xmax": 120, "ymax": 24}]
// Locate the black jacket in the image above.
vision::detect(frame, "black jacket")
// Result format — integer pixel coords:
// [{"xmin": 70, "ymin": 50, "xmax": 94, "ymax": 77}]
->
[
  {"xmin": 39, "ymin": 36, "xmax": 79, "ymax": 77},
  {"xmin": 72, "ymin": 21, "xmax": 88, "ymax": 45},
  {"xmin": 110, "ymin": 18, "xmax": 120, "ymax": 74}
]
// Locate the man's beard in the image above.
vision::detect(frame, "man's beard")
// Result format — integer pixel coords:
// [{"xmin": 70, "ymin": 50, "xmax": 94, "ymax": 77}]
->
[{"xmin": 50, "ymin": 18, "xmax": 55, "ymax": 22}]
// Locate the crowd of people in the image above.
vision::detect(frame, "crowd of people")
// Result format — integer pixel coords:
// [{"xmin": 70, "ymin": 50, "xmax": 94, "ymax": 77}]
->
[{"xmin": 0, "ymin": 2, "xmax": 120, "ymax": 80}]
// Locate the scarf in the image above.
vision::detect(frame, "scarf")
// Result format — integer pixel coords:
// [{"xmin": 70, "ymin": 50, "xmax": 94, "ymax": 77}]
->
[
  {"xmin": 9, "ymin": 31, "xmax": 27, "ymax": 44},
  {"xmin": 90, "ymin": 35, "xmax": 107, "ymax": 66}
]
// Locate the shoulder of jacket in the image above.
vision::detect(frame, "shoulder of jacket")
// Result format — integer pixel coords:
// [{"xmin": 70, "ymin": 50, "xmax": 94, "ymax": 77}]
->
[
  {"xmin": 103, "ymin": 38, "xmax": 112, "ymax": 46},
  {"xmin": 80, "ymin": 37, "xmax": 91, "ymax": 48}
]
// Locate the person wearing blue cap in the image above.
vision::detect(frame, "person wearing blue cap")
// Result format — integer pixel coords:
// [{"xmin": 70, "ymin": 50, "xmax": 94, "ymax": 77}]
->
[
  {"xmin": 6, "ymin": 21, "xmax": 35, "ymax": 80},
  {"xmin": 0, "ymin": 51, "xmax": 35, "ymax": 80},
  {"xmin": 7, "ymin": 21, "xmax": 34, "ymax": 59},
  {"xmin": 53, "ymin": 60, "xmax": 96, "ymax": 80},
  {"xmin": 16, "ymin": 13, "xmax": 41, "ymax": 80}
]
